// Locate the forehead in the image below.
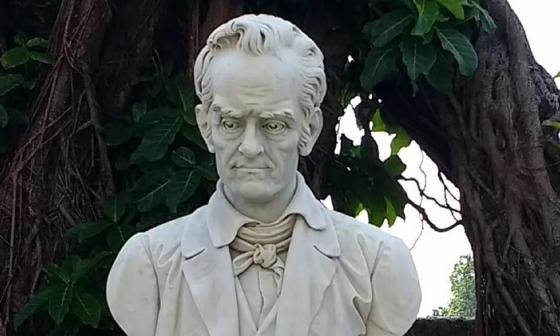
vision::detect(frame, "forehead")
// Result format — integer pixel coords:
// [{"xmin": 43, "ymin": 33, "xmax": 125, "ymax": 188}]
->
[{"xmin": 209, "ymin": 51, "xmax": 302, "ymax": 118}]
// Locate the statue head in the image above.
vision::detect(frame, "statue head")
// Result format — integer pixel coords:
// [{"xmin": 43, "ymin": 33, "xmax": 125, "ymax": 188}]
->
[{"xmin": 193, "ymin": 14, "xmax": 326, "ymax": 204}]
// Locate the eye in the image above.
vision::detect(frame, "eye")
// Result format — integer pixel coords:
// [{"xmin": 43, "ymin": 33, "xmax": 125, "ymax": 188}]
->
[
  {"xmin": 263, "ymin": 120, "xmax": 287, "ymax": 134},
  {"xmin": 220, "ymin": 118, "xmax": 240, "ymax": 132}
]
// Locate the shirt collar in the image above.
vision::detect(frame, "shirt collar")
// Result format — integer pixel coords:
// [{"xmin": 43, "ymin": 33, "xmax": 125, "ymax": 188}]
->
[{"xmin": 206, "ymin": 172, "xmax": 326, "ymax": 248}]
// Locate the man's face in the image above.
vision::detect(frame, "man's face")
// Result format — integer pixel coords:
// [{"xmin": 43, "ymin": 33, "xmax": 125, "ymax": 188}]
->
[{"xmin": 207, "ymin": 51, "xmax": 304, "ymax": 204}]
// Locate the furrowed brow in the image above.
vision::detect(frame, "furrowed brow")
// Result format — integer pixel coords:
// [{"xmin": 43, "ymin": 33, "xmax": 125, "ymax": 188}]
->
[
  {"xmin": 260, "ymin": 110, "xmax": 296, "ymax": 122},
  {"xmin": 210, "ymin": 103, "xmax": 243, "ymax": 118}
]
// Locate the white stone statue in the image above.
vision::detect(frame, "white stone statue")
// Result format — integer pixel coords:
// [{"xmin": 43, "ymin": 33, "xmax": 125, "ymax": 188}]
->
[{"xmin": 106, "ymin": 14, "xmax": 421, "ymax": 336}]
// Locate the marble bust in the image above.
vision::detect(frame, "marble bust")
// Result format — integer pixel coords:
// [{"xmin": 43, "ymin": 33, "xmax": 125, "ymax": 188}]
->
[{"xmin": 106, "ymin": 14, "xmax": 421, "ymax": 336}]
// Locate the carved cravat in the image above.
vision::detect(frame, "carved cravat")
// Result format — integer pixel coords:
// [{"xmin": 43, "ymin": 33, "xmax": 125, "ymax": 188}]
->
[{"xmin": 230, "ymin": 215, "xmax": 295, "ymax": 292}]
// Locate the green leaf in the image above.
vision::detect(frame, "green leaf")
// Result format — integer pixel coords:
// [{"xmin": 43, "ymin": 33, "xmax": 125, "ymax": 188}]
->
[
  {"xmin": 436, "ymin": 27, "xmax": 478, "ymax": 76},
  {"xmin": 135, "ymin": 170, "xmax": 173, "ymax": 212},
  {"xmin": 1, "ymin": 47, "xmax": 30, "ymax": 69},
  {"xmin": 106, "ymin": 225, "xmax": 136, "ymax": 252},
  {"xmin": 436, "ymin": 0, "xmax": 465, "ymax": 19},
  {"xmin": 21, "ymin": 77, "xmax": 38, "ymax": 90},
  {"xmin": 182, "ymin": 126, "xmax": 208, "ymax": 151},
  {"xmin": 132, "ymin": 100, "xmax": 148, "ymax": 123},
  {"xmin": 166, "ymin": 170, "xmax": 202, "ymax": 213},
  {"xmin": 366, "ymin": 10, "xmax": 414, "ymax": 47},
  {"xmin": 134, "ymin": 112, "xmax": 182, "ymax": 161},
  {"xmin": 360, "ymin": 47, "xmax": 398, "ymax": 91},
  {"xmin": 26, "ymin": 37, "xmax": 49, "ymax": 48},
  {"xmin": 102, "ymin": 193, "xmax": 129, "ymax": 222},
  {"xmin": 29, "ymin": 51, "xmax": 54, "ymax": 65},
  {"xmin": 65, "ymin": 221, "xmax": 113, "ymax": 243},
  {"xmin": 364, "ymin": 190, "xmax": 387, "ymax": 226},
  {"xmin": 372, "ymin": 109, "xmax": 386, "ymax": 132},
  {"xmin": 15, "ymin": 287, "xmax": 54, "ymax": 329},
  {"xmin": 0, "ymin": 104, "xmax": 8, "ymax": 128},
  {"xmin": 543, "ymin": 120, "xmax": 560, "ymax": 130},
  {"xmin": 194, "ymin": 163, "xmax": 218, "ymax": 181},
  {"xmin": 0, "ymin": 74, "xmax": 24, "ymax": 96},
  {"xmin": 384, "ymin": 180, "xmax": 408, "ymax": 219},
  {"xmin": 44, "ymin": 265, "xmax": 71, "ymax": 285},
  {"xmin": 70, "ymin": 253, "xmax": 111, "ymax": 282},
  {"xmin": 470, "ymin": 1, "xmax": 496, "ymax": 33},
  {"xmin": 48, "ymin": 284, "xmax": 74, "ymax": 325},
  {"xmin": 385, "ymin": 197, "xmax": 398, "ymax": 225},
  {"xmin": 71, "ymin": 288, "xmax": 101, "ymax": 327},
  {"xmin": 172, "ymin": 147, "xmax": 196, "ymax": 167},
  {"xmin": 391, "ymin": 129, "xmax": 412, "ymax": 154},
  {"xmin": 426, "ymin": 52, "xmax": 455, "ymax": 94},
  {"xmin": 384, "ymin": 155, "xmax": 406, "ymax": 176},
  {"xmin": 400, "ymin": 37, "xmax": 437, "ymax": 80},
  {"xmin": 165, "ymin": 76, "xmax": 196, "ymax": 124},
  {"xmin": 412, "ymin": 0, "xmax": 440, "ymax": 36}
]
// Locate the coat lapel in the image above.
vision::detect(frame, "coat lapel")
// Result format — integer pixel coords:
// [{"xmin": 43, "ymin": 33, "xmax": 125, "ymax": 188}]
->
[
  {"xmin": 181, "ymin": 209, "xmax": 239, "ymax": 336},
  {"xmin": 275, "ymin": 206, "xmax": 341, "ymax": 335}
]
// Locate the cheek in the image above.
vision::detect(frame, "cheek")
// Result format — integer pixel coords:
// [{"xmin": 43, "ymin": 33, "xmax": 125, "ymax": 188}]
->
[{"xmin": 268, "ymin": 137, "xmax": 300, "ymax": 164}]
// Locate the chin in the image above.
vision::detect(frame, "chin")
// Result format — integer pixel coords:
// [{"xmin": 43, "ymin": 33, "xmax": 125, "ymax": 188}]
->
[{"xmin": 229, "ymin": 180, "xmax": 279, "ymax": 203}]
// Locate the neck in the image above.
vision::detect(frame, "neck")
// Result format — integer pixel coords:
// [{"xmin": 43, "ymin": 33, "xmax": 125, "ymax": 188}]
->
[{"xmin": 223, "ymin": 177, "xmax": 297, "ymax": 223}]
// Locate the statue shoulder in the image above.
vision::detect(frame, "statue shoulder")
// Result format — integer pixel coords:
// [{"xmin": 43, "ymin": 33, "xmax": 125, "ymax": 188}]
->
[
  {"xmin": 328, "ymin": 209, "xmax": 390, "ymax": 239},
  {"xmin": 326, "ymin": 208, "xmax": 408, "ymax": 254},
  {"xmin": 138, "ymin": 205, "xmax": 208, "ymax": 255}
]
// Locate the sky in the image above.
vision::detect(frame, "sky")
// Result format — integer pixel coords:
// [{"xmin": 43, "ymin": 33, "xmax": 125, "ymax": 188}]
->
[{"xmin": 332, "ymin": 0, "xmax": 560, "ymax": 317}]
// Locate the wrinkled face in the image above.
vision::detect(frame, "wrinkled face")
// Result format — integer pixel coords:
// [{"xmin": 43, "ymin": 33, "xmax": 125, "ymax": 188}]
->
[{"xmin": 207, "ymin": 51, "xmax": 304, "ymax": 203}]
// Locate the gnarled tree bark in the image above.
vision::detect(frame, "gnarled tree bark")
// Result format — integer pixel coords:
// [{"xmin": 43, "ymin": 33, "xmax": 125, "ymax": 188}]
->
[
  {"xmin": 378, "ymin": 0, "xmax": 560, "ymax": 334},
  {"xmin": 0, "ymin": 0, "xmax": 168, "ymax": 334}
]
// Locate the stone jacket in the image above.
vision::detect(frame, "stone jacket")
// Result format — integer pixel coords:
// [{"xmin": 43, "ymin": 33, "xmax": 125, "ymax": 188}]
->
[{"xmin": 106, "ymin": 177, "xmax": 421, "ymax": 336}]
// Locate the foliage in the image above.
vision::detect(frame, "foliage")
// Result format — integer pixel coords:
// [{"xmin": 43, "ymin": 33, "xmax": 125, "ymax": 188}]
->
[
  {"xmin": 359, "ymin": 0, "xmax": 495, "ymax": 94},
  {"xmin": 0, "ymin": 36, "xmax": 52, "ymax": 153},
  {"xmin": 14, "ymin": 52, "xmax": 218, "ymax": 334},
  {"xmin": 329, "ymin": 107, "xmax": 410, "ymax": 226},
  {"xmin": 329, "ymin": 0, "xmax": 495, "ymax": 225},
  {"xmin": 433, "ymin": 255, "xmax": 476, "ymax": 319}
]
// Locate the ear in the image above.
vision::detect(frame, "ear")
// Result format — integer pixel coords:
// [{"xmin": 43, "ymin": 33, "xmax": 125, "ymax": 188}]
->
[
  {"xmin": 299, "ymin": 107, "xmax": 323, "ymax": 156},
  {"xmin": 195, "ymin": 103, "xmax": 215, "ymax": 153}
]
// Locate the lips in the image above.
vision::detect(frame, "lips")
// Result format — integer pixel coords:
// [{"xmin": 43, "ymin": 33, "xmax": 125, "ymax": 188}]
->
[{"xmin": 232, "ymin": 163, "xmax": 271, "ymax": 169}]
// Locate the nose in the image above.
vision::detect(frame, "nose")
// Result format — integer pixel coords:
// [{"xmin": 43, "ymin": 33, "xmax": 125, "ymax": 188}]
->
[{"xmin": 238, "ymin": 123, "xmax": 264, "ymax": 158}]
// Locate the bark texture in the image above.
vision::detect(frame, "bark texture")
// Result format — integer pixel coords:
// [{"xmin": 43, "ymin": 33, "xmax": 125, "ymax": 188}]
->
[
  {"xmin": 0, "ymin": 0, "xmax": 168, "ymax": 334},
  {"xmin": 378, "ymin": 0, "xmax": 560, "ymax": 334}
]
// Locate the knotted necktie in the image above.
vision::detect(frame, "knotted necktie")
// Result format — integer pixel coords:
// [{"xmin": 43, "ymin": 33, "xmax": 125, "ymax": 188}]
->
[{"xmin": 230, "ymin": 215, "xmax": 295, "ymax": 293}]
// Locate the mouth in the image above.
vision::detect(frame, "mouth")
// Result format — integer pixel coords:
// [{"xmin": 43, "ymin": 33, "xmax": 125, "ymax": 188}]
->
[
  {"xmin": 232, "ymin": 165, "xmax": 271, "ymax": 173},
  {"xmin": 234, "ymin": 166, "xmax": 269, "ymax": 170}
]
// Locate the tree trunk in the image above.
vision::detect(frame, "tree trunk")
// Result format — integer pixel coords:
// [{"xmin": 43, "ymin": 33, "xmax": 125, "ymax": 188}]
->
[
  {"xmin": 378, "ymin": 0, "xmax": 560, "ymax": 334},
  {"xmin": 0, "ymin": 0, "xmax": 168, "ymax": 333}
]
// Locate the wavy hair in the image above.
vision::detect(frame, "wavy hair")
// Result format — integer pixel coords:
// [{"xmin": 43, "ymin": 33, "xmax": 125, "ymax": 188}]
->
[{"xmin": 193, "ymin": 14, "xmax": 327, "ymax": 153}]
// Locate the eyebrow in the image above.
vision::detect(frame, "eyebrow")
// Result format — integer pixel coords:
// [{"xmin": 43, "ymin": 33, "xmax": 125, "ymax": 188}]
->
[
  {"xmin": 210, "ymin": 103, "xmax": 296, "ymax": 122},
  {"xmin": 260, "ymin": 110, "xmax": 296, "ymax": 122},
  {"xmin": 210, "ymin": 103, "xmax": 244, "ymax": 118}
]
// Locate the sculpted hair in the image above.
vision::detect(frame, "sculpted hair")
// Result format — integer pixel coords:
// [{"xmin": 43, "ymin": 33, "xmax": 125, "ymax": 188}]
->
[{"xmin": 193, "ymin": 14, "xmax": 327, "ymax": 152}]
